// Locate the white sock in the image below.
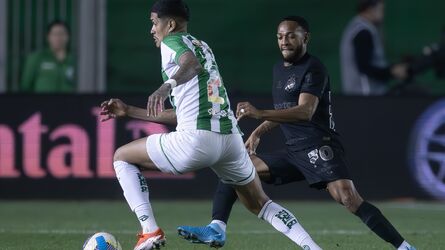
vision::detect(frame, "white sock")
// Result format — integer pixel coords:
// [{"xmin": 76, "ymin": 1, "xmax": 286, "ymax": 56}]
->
[
  {"xmin": 211, "ymin": 219, "xmax": 227, "ymax": 232},
  {"xmin": 258, "ymin": 200, "xmax": 322, "ymax": 250},
  {"xmin": 134, "ymin": 203, "xmax": 158, "ymax": 233},
  {"xmin": 397, "ymin": 241, "xmax": 413, "ymax": 250},
  {"xmin": 114, "ymin": 160, "xmax": 158, "ymax": 233}
]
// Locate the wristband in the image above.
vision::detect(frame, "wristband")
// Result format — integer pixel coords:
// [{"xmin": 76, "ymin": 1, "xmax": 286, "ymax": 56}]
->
[{"xmin": 165, "ymin": 79, "xmax": 177, "ymax": 88}]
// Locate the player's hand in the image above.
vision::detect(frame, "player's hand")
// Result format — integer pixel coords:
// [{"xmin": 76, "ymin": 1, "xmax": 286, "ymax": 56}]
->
[
  {"xmin": 147, "ymin": 83, "xmax": 171, "ymax": 117},
  {"xmin": 245, "ymin": 132, "xmax": 261, "ymax": 155},
  {"xmin": 391, "ymin": 63, "xmax": 409, "ymax": 80},
  {"xmin": 236, "ymin": 102, "xmax": 262, "ymax": 121},
  {"xmin": 100, "ymin": 98, "xmax": 128, "ymax": 122}
]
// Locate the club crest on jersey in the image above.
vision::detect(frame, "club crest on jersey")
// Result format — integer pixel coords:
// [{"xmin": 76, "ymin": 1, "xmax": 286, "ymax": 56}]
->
[
  {"xmin": 319, "ymin": 145, "xmax": 334, "ymax": 161},
  {"xmin": 307, "ymin": 149, "xmax": 319, "ymax": 164},
  {"xmin": 285, "ymin": 74, "xmax": 297, "ymax": 92}
]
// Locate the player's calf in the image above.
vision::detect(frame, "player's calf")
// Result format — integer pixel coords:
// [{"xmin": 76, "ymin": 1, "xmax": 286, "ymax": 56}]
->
[
  {"xmin": 234, "ymin": 175, "xmax": 322, "ymax": 250},
  {"xmin": 328, "ymin": 180, "xmax": 415, "ymax": 249}
]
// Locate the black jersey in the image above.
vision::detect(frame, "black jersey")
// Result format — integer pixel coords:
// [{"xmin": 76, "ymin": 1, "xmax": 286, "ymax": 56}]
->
[{"xmin": 272, "ymin": 53, "xmax": 337, "ymax": 149}]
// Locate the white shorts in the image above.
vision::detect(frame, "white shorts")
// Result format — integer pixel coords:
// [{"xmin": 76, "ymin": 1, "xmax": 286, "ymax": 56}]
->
[{"xmin": 146, "ymin": 130, "xmax": 255, "ymax": 185}]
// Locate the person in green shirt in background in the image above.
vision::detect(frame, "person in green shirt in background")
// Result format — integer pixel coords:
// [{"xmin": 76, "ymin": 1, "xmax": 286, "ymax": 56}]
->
[{"xmin": 20, "ymin": 20, "xmax": 75, "ymax": 93}]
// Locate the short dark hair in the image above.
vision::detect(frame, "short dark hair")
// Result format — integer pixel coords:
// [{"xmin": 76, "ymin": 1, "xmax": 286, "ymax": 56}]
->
[
  {"xmin": 357, "ymin": 0, "xmax": 383, "ymax": 12},
  {"xmin": 281, "ymin": 16, "xmax": 310, "ymax": 33},
  {"xmin": 151, "ymin": 0, "xmax": 190, "ymax": 21},
  {"xmin": 46, "ymin": 19, "xmax": 70, "ymax": 35}
]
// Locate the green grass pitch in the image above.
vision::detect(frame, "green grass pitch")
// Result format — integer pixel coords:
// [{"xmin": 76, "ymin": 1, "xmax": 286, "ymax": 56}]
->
[{"xmin": 0, "ymin": 201, "xmax": 443, "ymax": 249}]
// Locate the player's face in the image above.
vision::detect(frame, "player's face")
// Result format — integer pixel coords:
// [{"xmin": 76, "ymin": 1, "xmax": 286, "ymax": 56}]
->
[
  {"xmin": 150, "ymin": 12, "xmax": 170, "ymax": 47},
  {"xmin": 277, "ymin": 21, "xmax": 308, "ymax": 62},
  {"xmin": 47, "ymin": 25, "xmax": 69, "ymax": 51},
  {"xmin": 372, "ymin": 2, "xmax": 385, "ymax": 25}
]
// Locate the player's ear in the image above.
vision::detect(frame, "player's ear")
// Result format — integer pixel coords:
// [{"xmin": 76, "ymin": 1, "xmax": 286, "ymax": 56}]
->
[
  {"xmin": 167, "ymin": 19, "xmax": 176, "ymax": 33},
  {"xmin": 304, "ymin": 32, "xmax": 310, "ymax": 44}
]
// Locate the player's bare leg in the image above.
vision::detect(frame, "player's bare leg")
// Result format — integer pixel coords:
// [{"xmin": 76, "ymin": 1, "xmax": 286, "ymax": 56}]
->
[
  {"xmin": 250, "ymin": 155, "xmax": 272, "ymax": 182},
  {"xmin": 233, "ymin": 174, "xmax": 322, "ymax": 250},
  {"xmin": 177, "ymin": 155, "xmax": 314, "ymax": 249},
  {"xmin": 113, "ymin": 137, "xmax": 165, "ymax": 250},
  {"xmin": 327, "ymin": 179, "xmax": 415, "ymax": 249},
  {"xmin": 114, "ymin": 137, "xmax": 160, "ymax": 170},
  {"xmin": 326, "ymin": 179, "xmax": 363, "ymax": 212}
]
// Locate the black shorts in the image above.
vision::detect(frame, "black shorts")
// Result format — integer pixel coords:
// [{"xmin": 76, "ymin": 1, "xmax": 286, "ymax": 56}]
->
[{"xmin": 257, "ymin": 141, "xmax": 351, "ymax": 189}]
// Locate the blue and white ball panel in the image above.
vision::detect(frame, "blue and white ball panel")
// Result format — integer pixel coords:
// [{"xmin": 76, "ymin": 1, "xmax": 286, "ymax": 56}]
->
[{"xmin": 83, "ymin": 232, "xmax": 122, "ymax": 250}]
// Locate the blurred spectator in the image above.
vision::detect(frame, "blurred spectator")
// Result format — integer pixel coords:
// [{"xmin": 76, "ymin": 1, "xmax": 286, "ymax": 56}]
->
[
  {"xmin": 340, "ymin": 0, "xmax": 408, "ymax": 95},
  {"xmin": 20, "ymin": 20, "xmax": 75, "ymax": 93}
]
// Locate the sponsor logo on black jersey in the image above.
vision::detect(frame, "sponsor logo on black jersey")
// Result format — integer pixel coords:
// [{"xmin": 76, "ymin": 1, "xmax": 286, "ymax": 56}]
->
[
  {"xmin": 307, "ymin": 149, "xmax": 319, "ymax": 164},
  {"xmin": 284, "ymin": 74, "xmax": 297, "ymax": 92}
]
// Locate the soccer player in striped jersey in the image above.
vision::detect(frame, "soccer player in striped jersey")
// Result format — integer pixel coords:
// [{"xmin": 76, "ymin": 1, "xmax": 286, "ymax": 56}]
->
[{"xmin": 100, "ymin": 0, "xmax": 322, "ymax": 249}]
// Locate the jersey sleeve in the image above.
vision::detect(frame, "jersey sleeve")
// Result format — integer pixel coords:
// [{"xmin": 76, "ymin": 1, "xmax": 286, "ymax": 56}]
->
[
  {"xmin": 353, "ymin": 29, "xmax": 391, "ymax": 81},
  {"xmin": 162, "ymin": 35, "xmax": 192, "ymax": 64},
  {"xmin": 300, "ymin": 64, "xmax": 328, "ymax": 98},
  {"xmin": 20, "ymin": 52, "xmax": 40, "ymax": 92}
]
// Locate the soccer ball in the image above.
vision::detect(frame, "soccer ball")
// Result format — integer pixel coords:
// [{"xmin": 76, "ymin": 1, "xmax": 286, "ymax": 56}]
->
[{"xmin": 83, "ymin": 232, "xmax": 122, "ymax": 250}]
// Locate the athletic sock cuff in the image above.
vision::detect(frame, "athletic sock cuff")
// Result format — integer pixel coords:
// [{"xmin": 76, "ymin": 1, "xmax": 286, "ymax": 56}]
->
[
  {"xmin": 258, "ymin": 200, "xmax": 273, "ymax": 219},
  {"xmin": 354, "ymin": 201, "xmax": 383, "ymax": 228},
  {"xmin": 113, "ymin": 160, "xmax": 128, "ymax": 172}
]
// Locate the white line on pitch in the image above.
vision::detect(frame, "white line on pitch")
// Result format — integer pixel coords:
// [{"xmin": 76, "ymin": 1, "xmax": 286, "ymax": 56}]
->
[{"xmin": 0, "ymin": 228, "xmax": 441, "ymax": 235}]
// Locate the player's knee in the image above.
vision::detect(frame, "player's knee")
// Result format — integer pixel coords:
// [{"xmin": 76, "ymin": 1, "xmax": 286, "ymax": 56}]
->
[
  {"xmin": 257, "ymin": 171, "xmax": 271, "ymax": 182},
  {"xmin": 339, "ymin": 188, "xmax": 361, "ymax": 211},
  {"xmin": 331, "ymin": 192, "xmax": 342, "ymax": 204},
  {"xmin": 340, "ymin": 193, "xmax": 354, "ymax": 208},
  {"xmin": 113, "ymin": 146, "xmax": 127, "ymax": 162}
]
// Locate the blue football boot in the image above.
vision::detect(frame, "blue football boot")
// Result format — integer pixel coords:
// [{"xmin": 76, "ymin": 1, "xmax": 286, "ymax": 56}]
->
[{"xmin": 177, "ymin": 223, "xmax": 226, "ymax": 248}]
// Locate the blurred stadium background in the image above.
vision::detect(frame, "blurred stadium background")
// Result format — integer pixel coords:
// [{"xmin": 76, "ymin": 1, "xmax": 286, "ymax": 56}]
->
[{"xmin": 1, "ymin": 0, "xmax": 445, "ymax": 249}]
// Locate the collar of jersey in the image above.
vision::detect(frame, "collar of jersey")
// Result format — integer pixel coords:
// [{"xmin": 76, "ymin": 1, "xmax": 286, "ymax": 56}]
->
[{"xmin": 164, "ymin": 32, "xmax": 189, "ymax": 39}]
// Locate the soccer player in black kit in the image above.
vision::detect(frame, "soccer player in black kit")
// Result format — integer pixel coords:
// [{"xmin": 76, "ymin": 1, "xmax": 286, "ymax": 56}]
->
[{"xmin": 177, "ymin": 16, "xmax": 416, "ymax": 250}]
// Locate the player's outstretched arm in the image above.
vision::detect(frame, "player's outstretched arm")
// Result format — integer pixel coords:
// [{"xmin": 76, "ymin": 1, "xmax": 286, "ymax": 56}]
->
[
  {"xmin": 252, "ymin": 121, "xmax": 279, "ymax": 137},
  {"xmin": 237, "ymin": 93, "xmax": 319, "ymax": 123},
  {"xmin": 101, "ymin": 98, "xmax": 177, "ymax": 125},
  {"xmin": 127, "ymin": 106, "xmax": 177, "ymax": 125},
  {"xmin": 245, "ymin": 121, "xmax": 278, "ymax": 154}
]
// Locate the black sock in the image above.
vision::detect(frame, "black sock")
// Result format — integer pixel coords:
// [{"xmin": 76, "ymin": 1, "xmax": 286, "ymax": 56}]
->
[
  {"xmin": 211, "ymin": 181, "xmax": 238, "ymax": 224},
  {"xmin": 354, "ymin": 201, "xmax": 404, "ymax": 248}
]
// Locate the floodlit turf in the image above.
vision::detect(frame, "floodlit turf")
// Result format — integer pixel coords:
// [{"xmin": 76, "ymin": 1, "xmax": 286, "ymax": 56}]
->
[{"xmin": 0, "ymin": 201, "xmax": 443, "ymax": 250}]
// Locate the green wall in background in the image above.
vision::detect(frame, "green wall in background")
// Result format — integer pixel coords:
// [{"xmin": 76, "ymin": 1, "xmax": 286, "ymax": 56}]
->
[{"xmin": 107, "ymin": 0, "xmax": 445, "ymax": 94}]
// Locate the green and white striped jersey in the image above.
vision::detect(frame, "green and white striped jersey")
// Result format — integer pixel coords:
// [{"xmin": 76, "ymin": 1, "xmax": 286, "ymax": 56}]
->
[{"xmin": 160, "ymin": 32, "xmax": 240, "ymax": 134}]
